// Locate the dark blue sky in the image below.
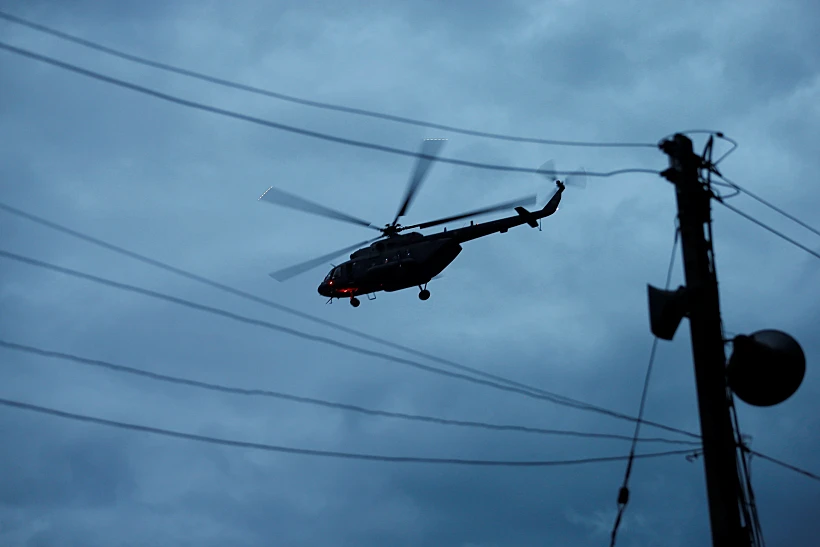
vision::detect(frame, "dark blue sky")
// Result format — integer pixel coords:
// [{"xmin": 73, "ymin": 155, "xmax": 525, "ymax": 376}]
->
[{"xmin": 1, "ymin": 0, "xmax": 818, "ymax": 545}]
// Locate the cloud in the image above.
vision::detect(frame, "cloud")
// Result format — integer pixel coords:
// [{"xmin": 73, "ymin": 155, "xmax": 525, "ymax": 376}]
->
[{"xmin": 1, "ymin": 0, "xmax": 819, "ymax": 545}]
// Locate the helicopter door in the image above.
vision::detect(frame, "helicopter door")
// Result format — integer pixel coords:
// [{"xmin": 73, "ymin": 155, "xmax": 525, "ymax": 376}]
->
[{"xmin": 343, "ymin": 262, "xmax": 353, "ymax": 279}]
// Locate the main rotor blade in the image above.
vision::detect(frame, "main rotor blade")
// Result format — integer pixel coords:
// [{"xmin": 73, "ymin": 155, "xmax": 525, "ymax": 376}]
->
[
  {"xmin": 269, "ymin": 237, "xmax": 382, "ymax": 282},
  {"xmin": 391, "ymin": 138, "xmax": 447, "ymax": 226},
  {"xmin": 404, "ymin": 194, "xmax": 538, "ymax": 231},
  {"xmin": 259, "ymin": 186, "xmax": 381, "ymax": 232}
]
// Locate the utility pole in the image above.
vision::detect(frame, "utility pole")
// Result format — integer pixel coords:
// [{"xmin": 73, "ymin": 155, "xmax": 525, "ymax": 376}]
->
[{"xmin": 658, "ymin": 134, "xmax": 748, "ymax": 547}]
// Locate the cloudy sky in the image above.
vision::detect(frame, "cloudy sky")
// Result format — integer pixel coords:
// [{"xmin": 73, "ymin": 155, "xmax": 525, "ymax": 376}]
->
[{"xmin": 1, "ymin": 0, "xmax": 818, "ymax": 545}]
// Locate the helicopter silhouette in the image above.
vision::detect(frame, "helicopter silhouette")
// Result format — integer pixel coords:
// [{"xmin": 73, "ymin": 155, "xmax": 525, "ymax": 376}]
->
[{"xmin": 259, "ymin": 138, "xmax": 585, "ymax": 307}]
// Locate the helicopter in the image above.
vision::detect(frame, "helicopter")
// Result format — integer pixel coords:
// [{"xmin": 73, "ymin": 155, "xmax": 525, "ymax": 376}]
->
[{"xmin": 258, "ymin": 138, "xmax": 585, "ymax": 307}]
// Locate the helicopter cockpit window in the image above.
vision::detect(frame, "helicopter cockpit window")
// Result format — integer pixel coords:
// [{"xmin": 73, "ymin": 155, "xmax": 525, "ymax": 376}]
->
[
  {"xmin": 332, "ymin": 266, "xmax": 342, "ymax": 279},
  {"xmin": 324, "ymin": 270, "xmax": 332, "ymax": 282}
]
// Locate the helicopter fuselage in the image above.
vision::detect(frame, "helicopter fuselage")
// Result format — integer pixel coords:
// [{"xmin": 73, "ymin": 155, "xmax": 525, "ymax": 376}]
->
[
  {"xmin": 318, "ymin": 182, "xmax": 564, "ymax": 304},
  {"xmin": 317, "ymin": 235, "xmax": 461, "ymax": 299}
]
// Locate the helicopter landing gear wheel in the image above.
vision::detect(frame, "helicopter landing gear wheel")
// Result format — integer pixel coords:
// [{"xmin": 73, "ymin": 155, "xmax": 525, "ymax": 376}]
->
[
  {"xmin": 418, "ymin": 284, "xmax": 430, "ymax": 301},
  {"xmin": 350, "ymin": 297, "xmax": 360, "ymax": 307}
]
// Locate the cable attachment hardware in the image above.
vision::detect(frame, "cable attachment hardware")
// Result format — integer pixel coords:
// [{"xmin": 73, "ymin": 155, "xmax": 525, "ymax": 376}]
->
[{"xmin": 617, "ymin": 486, "xmax": 630, "ymax": 506}]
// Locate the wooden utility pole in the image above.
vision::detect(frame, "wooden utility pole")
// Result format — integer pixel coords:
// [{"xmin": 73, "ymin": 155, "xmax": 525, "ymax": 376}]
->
[{"xmin": 659, "ymin": 134, "xmax": 748, "ymax": 547}]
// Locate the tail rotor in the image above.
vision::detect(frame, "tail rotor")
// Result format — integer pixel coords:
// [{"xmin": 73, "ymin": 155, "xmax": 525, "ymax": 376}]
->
[
  {"xmin": 535, "ymin": 159, "xmax": 586, "ymax": 210},
  {"xmin": 537, "ymin": 159, "xmax": 588, "ymax": 190}
]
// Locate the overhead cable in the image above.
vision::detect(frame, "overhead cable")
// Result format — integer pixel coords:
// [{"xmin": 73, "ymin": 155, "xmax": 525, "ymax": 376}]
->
[
  {"xmin": 0, "ymin": 339, "xmax": 700, "ymax": 446},
  {"xmin": 0, "ymin": 396, "xmax": 698, "ymax": 466},
  {"xmin": 0, "ymin": 9, "xmax": 655, "ymax": 149},
  {"xmin": 0, "ymin": 248, "xmax": 700, "ymax": 440},
  {"xmin": 748, "ymin": 449, "xmax": 820, "ymax": 483},
  {"xmin": 732, "ymin": 406, "xmax": 766, "ymax": 546},
  {"xmin": 0, "ymin": 41, "xmax": 657, "ymax": 179},
  {"xmin": 717, "ymin": 201, "xmax": 820, "ymax": 261},
  {"xmin": 0, "ymin": 201, "xmax": 661, "ymax": 424},
  {"xmin": 718, "ymin": 175, "xmax": 820, "ymax": 240},
  {"xmin": 610, "ymin": 226, "xmax": 680, "ymax": 547}
]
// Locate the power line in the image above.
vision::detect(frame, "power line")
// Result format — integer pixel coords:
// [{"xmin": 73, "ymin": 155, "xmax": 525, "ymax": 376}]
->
[
  {"xmin": 0, "ymin": 39, "xmax": 689, "ymax": 437},
  {"xmin": 0, "ymin": 9, "xmax": 656, "ymax": 149},
  {"xmin": 0, "ymin": 396, "xmax": 698, "ymax": 466},
  {"xmin": 0, "ymin": 248, "xmax": 701, "ymax": 440},
  {"xmin": 718, "ymin": 175, "xmax": 820, "ymax": 240},
  {"xmin": 712, "ymin": 137, "xmax": 739, "ymax": 166},
  {"xmin": 716, "ymin": 200, "xmax": 820, "ymax": 261},
  {"xmin": 610, "ymin": 226, "xmax": 680, "ymax": 547},
  {"xmin": 711, "ymin": 173, "xmax": 817, "ymax": 544},
  {"xmin": 0, "ymin": 41, "xmax": 657, "ymax": 180},
  {"xmin": 732, "ymin": 406, "xmax": 766, "ymax": 547},
  {"xmin": 0, "ymin": 339, "xmax": 700, "ymax": 446},
  {"xmin": 0, "ymin": 202, "xmax": 701, "ymax": 435},
  {"xmin": 0, "ymin": 200, "xmax": 596, "ymax": 413},
  {"xmin": 747, "ymin": 449, "xmax": 820, "ymax": 483}
]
